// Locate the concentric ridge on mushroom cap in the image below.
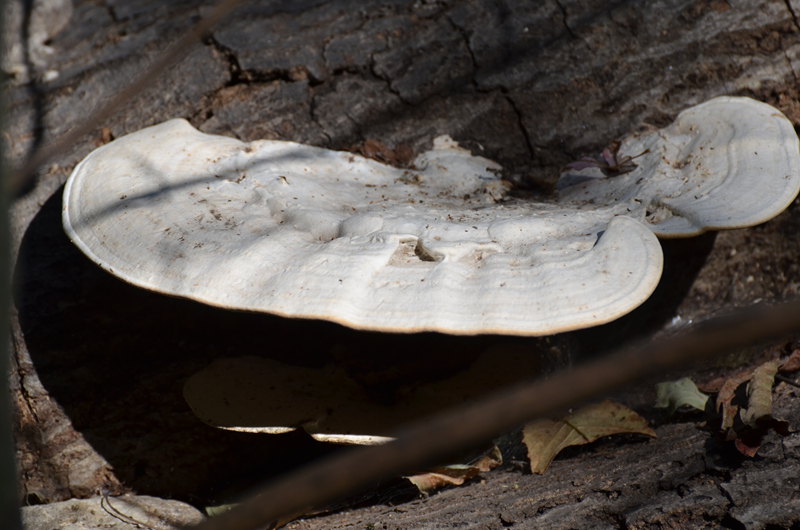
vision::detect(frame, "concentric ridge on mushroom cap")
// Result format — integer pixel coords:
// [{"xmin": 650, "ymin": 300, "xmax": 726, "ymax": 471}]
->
[
  {"xmin": 63, "ymin": 97, "xmax": 799, "ymax": 335},
  {"xmin": 559, "ymin": 97, "xmax": 800, "ymax": 237}
]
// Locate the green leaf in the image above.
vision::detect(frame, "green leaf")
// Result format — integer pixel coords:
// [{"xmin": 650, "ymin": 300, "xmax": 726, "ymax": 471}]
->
[{"xmin": 655, "ymin": 377, "xmax": 709, "ymax": 414}]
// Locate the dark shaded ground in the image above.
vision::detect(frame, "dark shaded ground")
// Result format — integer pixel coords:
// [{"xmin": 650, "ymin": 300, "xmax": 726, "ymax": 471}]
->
[{"xmin": 7, "ymin": 0, "xmax": 800, "ymax": 527}]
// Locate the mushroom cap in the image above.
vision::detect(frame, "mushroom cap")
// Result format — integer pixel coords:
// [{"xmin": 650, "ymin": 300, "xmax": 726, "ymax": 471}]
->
[
  {"xmin": 559, "ymin": 97, "xmax": 800, "ymax": 237},
  {"xmin": 63, "ymin": 119, "xmax": 663, "ymax": 336},
  {"xmin": 183, "ymin": 350, "xmax": 544, "ymax": 444}
]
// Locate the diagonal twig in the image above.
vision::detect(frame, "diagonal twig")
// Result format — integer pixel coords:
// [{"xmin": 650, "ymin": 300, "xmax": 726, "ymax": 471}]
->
[
  {"xmin": 7, "ymin": 0, "xmax": 245, "ymax": 196},
  {"xmin": 100, "ymin": 494, "xmax": 156, "ymax": 530},
  {"xmin": 190, "ymin": 299, "xmax": 800, "ymax": 530}
]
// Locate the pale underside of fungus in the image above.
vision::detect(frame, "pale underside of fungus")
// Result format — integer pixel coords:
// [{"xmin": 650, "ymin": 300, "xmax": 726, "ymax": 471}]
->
[
  {"xmin": 183, "ymin": 349, "xmax": 542, "ymax": 444},
  {"xmin": 63, "ymin": 96, "xmax": 800, "ymax": 336}
]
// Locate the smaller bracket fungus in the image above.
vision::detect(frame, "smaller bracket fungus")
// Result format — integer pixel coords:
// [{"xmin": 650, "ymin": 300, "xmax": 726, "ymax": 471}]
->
[
  {"xmin": 62, "ymin": 97, "xmax": 799, "ymax": 336},
  {"xmin": 183, "ymin": 349, "xmax": 543, "ymax": 444},
  {"xmin": 183, "ymin": 356, "xmax": 396, "ymax": 445},
  {"xmin": 559, "ymin": 97, "xmax": 800, "ymax": 237}
]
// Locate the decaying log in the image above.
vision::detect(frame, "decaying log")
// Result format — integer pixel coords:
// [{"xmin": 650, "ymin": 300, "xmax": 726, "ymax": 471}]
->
[{"xmin": 7, "ymin": 0, "xmax": 800, "ymax": 526}]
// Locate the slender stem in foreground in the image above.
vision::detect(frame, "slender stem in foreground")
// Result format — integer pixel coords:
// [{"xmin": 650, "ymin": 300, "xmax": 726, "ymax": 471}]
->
[{"xmin": 1, "ymin": 0, "xmax": 23, "ymax": 524}]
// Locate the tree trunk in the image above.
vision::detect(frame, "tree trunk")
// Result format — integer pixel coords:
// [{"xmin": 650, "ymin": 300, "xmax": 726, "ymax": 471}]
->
[{"xmin": 7, "ymin": 0, "xmax": 800, "ymax": 527}]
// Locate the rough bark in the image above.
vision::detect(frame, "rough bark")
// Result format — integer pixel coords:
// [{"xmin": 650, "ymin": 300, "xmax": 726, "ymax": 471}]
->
[
  {"xmin": 6, "ymin": 0, "xmax": 800, "ymax": 527},
  {"xmin": 288, "ymin": 382, "xmax": 800, "ymax": 529}
]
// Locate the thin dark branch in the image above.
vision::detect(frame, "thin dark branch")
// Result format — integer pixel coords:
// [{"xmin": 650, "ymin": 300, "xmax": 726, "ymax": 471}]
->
[
  {"xmin": 190, "ymin": 299, "xmax": 800, "ymax": 530},
  {"xmin": 7, "ymin": 0, "xmax": 245, "ymax": 196},
  {"xmin": 100, "ymin": 495, "xmax": 156, "ymax": 530}
]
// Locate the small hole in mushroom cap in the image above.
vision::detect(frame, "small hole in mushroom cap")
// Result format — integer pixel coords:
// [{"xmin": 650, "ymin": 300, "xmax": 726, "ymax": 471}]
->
[
  {"xmin": 413, "ymin": 240, "xmax": 443, "ymax": 262},
  {"xmin": 388, "ymin": 238, "xmax": 442, "ymax": 266}
]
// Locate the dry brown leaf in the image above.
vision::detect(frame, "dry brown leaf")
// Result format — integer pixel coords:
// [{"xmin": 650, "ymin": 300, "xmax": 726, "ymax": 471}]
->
[
  {"xmin": 740, "ymin": 360, "xmax": 780, "ymax": 426},
  {"xmin": 354, "ymin": 138, "xmax": 415, "ymax": 168},
  {"xmin": 716, "ymin": 368, "xmax": 755, "ymax": 432},
  {"xmin": 405, "ymin": 446, "xmax": 502, "ymax": 494},
  {"xmin": 733, "ymin": 437, "xmax": 760, "ymax": 457},
  {"xmin": 734, "ymin": 360, "xmax": 790, "ymax": 456},
  {"xmin": 712, "ymin": 359, "xmax": 791, "ymax": 456},
  {"xmin": 95, "ymin": 127, "xmax": 114, "ymax": 147},
  {"xmin": 780, "ymin": 349, "xmax": 800, "ymax": 373},
  {"xmin": 523, "ymin": 400, "xmax": 656, "ymax": 474}
]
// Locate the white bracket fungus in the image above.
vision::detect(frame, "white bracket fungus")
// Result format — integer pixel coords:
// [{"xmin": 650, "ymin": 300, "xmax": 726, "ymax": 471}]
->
[
  {"xmin": 559, "ymin": 97, "xmax": 800, "ymax": 237},
  {"xmin": 63, "ymin": 97, "xmax": 800, "ymax": 336}
]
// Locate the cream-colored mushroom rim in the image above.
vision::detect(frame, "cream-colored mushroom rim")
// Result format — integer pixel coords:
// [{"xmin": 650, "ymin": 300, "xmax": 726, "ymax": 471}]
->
[
  {"xmin": 63, "ymin": 119, "xmax": 663, "ymax": 336},
  {"xmin": 559, "ymin": 97, "xmax": 800, "ymax": 237}
]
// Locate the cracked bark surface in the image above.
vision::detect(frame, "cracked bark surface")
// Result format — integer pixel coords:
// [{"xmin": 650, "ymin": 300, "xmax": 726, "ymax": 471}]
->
[
  {"xmin": 7, "ymin": 0, "xmax": 800, "ymax": 527},
  {"xmin": 288, "ymin": 382, "xmax": 800, "ymax": 529}
]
